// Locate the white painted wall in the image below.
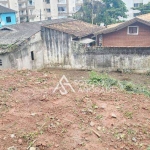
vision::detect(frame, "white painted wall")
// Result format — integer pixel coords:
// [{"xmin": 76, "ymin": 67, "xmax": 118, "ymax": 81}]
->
[
  {"xmin": 0, "ymin": 32, "xmax": 45, "ymax": 70},
  {"xmin": 0, "ymin": 0, "xmax": 8, "ymax": 7},
  {"xmin": 68, "ymin": 0, "xmax": 76, "ymax": 15},
  {"xmin": 33, "ymin": 0, "xmax": 46, "ymax": 21},
  {"xmin": 50, "ymin": 0, "xmax": 58, "ymax": 19},
  {"xmin": 9, "ymin": 0, "xmax": 20, "ymax": 23}
]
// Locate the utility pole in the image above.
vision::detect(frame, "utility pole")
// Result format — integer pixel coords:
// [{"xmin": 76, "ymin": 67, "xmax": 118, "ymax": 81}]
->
[
  {"xmin": 40, "ymin": 9, "xmax": 41, "ymax": 21},
  {"xmin": 92, "ymin": 0, "xmax": 94, "ymax": 24}
]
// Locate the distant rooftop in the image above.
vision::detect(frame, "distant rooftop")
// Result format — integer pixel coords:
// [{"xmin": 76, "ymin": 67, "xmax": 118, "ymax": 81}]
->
[
  {"xmin": 0, "ymin": 5, "xmax": 16, "ymax": 14},
  {"xmin": 43, "ymin": 20, "xmax": 104, "ymax": 38},
  {"xmin": 0, "ymin": 18, "xmax": 76, "ymax": 46},
  {"xmin": 104, "ymin": 13, "xmax": 150, "ymax": 31},
  {"xmin": 95, "ymin": 13, "xmax": 150, "ymax": 35},
  {"xmin": 136, "ymin": 13, "xmax": 150, "ymax": 22},
  {"xmin": 107, "ymin": 22, "xmax": 123, "ymax": 29}
]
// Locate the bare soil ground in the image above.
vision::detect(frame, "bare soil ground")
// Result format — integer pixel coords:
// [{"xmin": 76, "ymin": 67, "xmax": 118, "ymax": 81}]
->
[{"xmin": 0, "ymin": 69, "xmax": 150, "ymax": 150}]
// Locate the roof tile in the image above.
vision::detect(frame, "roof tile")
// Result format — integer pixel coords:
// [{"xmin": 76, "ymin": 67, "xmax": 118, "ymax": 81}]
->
[{"xmin": 44, "ymin": 20, "xmax": 104, "ymax": 38}]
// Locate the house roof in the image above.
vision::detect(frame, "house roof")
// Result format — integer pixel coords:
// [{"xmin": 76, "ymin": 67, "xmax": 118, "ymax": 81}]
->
[
  {"xmin": 107, "ymin": 22, "xmax": 123, "ymax": 28},
  {"xmin": 0, "ymin": 18, "xmax": 76, "ymax": 45},
  {"xmin": 0, "ymin": 18, "xmax": 77, "ymax": 54},
  {"xmin": 0, "ymin": 21, "xmax": 50, "ymax": 46},
  {"xmin": 0, "ymin": 5, "xmax": 16, "ymax": 13},
  {"xmin": 95, "ymin": 13, "xmax": 150, "ymax": 35},
  {"xmin": 136, "ymin": 13, "xmax": 150, "ymax": 22},
  {"xmin": 43, "ymin": 20, "xmax": 104, "ymax": 38}
]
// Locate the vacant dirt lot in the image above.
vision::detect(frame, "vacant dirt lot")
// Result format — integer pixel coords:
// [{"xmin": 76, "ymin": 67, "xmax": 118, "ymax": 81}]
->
[{"xmin": 0, "ymin": 69, "xmax": 150, "ymax": 150}]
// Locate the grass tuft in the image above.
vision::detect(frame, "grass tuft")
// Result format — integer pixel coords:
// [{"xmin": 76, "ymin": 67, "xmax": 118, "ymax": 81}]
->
[{"xmin": 89, "ymin": 71, "xmax": 150, "ymax": 97}]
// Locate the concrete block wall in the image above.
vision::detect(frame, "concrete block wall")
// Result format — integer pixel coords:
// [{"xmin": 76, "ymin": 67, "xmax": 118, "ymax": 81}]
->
[{"xmin": 71, "ymin": 45, "xmax": 150, "ymax": 73}]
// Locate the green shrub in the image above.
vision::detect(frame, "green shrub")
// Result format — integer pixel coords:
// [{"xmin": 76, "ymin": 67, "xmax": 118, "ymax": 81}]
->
[{"xmin": 89, "ymin": 71, "xmax": 118, "ymax": 87}]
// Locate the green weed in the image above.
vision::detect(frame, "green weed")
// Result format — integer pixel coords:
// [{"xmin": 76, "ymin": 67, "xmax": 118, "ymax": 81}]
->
[
  {"xmin": 124, "ymin": 111, "xmax": 133, "ymax": 119},
  {"xmin": 95, "ymin": 115, "xmax": 103, "ymax": 119},
  {"xmin": 146, "ymin": 72, "xmax": 150, "ymax": 76},
  {"xmin": 147, "ymin": 146, "xmax": 150, "ymax": 150},
  {"xmin": 22, "ymin": 131, "xmax": 38, "ymax": 143},
  {"xmin": 89, "ymin": 71, "xmax": 150, "ymax": 97},
  {"xmin": 127, "ymin": 129, "xmax": 135, "ymax": 135}
]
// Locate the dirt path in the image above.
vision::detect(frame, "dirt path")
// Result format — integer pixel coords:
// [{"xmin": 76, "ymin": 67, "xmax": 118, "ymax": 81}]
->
[{"xmin": 0, "ymin": 69, "xmax": 150, "ymax": 150}]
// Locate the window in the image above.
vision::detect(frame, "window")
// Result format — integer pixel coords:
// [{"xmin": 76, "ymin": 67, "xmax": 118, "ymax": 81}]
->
[
  {"xmin": 48, "ymin": 17, "xmax": 51, "ymax": 20},
  {"xmin": 134, "ymin": 13, "xmax": 140, "ymax": 17},
  {"xmin": 28, "ymin": 0, "xmax": 33, "ymax": 5},
  {"xmin": 0, "ymin": 59, "xmax": 2, "ymax": 66},
  {"xmin": 6, "ymin": 17, "xmax": 11, "ymax": 23},
  {"xmin": 46, "ymin": 0, "xmax": 50, "ymax": 4},
  {"xmin": 134, "ymin": 3, "xmax": 142, "ymax": 8},
  {"xmin": 19, "ymin": 4, "xmax": 22, "ymax": 8},
  {"xmin": 58, "ymin": 0, "xmax": 66, "ymax": 4},
  {"xmin": 31, "ymin": 51, "xmax": 34, "ymax": 60},
  {"xmin": 127, "ymin": 26, "xmax": 139, "ymax": 35},
  {"xmin": 46, "ymin": 9, "xmax": 51, "ymax": 12},
  {"xmin": 58, "ymin": 7, "xmax": 66, "ymax": 12}
]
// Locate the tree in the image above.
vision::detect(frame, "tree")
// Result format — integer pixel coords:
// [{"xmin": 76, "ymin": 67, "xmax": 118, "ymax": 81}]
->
[
  {"xmin": 74, "ymin": 0, "xmax": 127, "ymax": 25},
  {"xmin": 101, "ymin": 0, "xmax": 127, "ymax": 25},
  {"xmin": 73, "ymin": 0, "xmax": 103, "ymax": 23},
  {"xmin": 132, "ymin": 2, "xmax": 150, "ymax": 15},
  {"xmin": 75, "ymin": 0, "xmax": 92, "ymax": 23}
]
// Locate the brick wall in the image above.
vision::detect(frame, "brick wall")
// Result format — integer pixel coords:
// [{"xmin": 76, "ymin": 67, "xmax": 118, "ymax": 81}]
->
[{"xmin": 102, "ymin": 22, "xmax": 150, "ymax": 47}]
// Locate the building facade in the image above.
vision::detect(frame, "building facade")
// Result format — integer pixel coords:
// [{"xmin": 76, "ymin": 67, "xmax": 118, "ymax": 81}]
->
[
  {"xmin": 122, "ymin": 0, "xmax": 150, "ymax": 20},
  {"xmin": 1, "ymin": 18, "xmax": 150, "ymax": 73},
  {"xmin": 0, "ymin": 0, "xmax": 83, "ymax": 23},
  {"xmin": 43, "ymin": 0, "xmax": 83, "ymax": 20},
  {"xmin": 0, "ymin": 5, "xmax": 16, "ymax": 28},
  {"xmin": 101, "ymin": 22, "xmax": 150, "ymax": 47},
  {"xmin": 0, "ymin": 18, "xmax": 101, "ymax": 70},
  {"xmin": 95, "ymin": 13, "xmax": 150, "ymax": 47},
  {"xmin": 0, "ymin": 0, "xmax": 20, "ymax": 23}
]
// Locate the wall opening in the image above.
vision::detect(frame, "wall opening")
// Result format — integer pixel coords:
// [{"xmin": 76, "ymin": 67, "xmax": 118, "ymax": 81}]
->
[
  {"xmin": 6, "ymin": 17, "xmax": 11, "ymax": 23},
  {"xmin": 31, "ymin": 51, "xmax": 34, "ymax": 60},
  {"xmin": 0, "ymin": 59, "xmax": 2, "ymax": 66},
  {"xmin": 127, "ymin": 26, "xmax": 139, "ymax": 35}
]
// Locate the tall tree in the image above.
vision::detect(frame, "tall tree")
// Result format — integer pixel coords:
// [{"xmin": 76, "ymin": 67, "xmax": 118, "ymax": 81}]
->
[
  {"xmin": 101, "ymin": 0, "xmax": 127, "ymax": 25},
  {"xmin": 132, "ymin": 2, "xmax": 150, "ymax": 15},
  {"xmin": 74, "ymin": 0, "xmax": 127, "ymax": 25}
]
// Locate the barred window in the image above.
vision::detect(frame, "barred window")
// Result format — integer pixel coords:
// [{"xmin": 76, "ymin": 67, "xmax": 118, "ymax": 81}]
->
[
  {"xmin": 31, "ymin": 51, "xmax": 34, "ymax": 60},
  {"xmin": 0, "ymin": 59, "xmax": 2, "ymax": 66},
  {"xmin": 6, "ymin": 17, "xmax": 11, "ymax": 23}
]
